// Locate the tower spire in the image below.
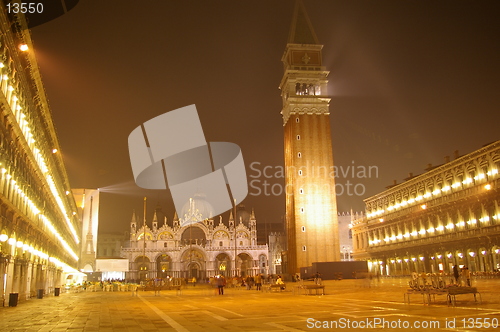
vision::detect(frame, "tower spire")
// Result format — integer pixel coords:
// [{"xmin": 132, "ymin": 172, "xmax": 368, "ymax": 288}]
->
[
  {"xmin": 288, "ymin": 0, "xmax": 319, "ymax": 45},
  {"xmin": 85, "ymin": 195, "xmax": 95, "ymax": 254}
]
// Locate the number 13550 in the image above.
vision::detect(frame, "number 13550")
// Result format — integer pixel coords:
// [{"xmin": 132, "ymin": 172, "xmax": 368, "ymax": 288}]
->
[{"xmin": 7, "ymin": 2, "xmax": 43, "ymax": 14}]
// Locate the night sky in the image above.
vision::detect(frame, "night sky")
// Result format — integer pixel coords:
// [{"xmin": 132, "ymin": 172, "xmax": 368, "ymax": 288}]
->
[{"xmin": 29, "ymin": 0, "xmax": 500, "ymax": 234}]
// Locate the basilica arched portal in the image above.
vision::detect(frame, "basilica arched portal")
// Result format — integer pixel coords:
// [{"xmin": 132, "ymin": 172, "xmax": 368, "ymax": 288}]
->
[
  {"xmin": 181, "ymin": 248, "xmax": 205, "ymax": 279},
  {"xmin": 134, "ymin": 255, "xmax": 151, "ymax": 281},
  {"xmin": 215, "ymin": 253, "xmax": 231, "ymax": 277},
  {"xmin": 156, "ymin": 254, "xmax": 172, "ymax": 278}
]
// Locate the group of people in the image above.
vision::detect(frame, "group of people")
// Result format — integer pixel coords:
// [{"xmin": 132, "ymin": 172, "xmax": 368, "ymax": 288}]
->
[
  {"xmin": 238, "ymin": 274, "xmax": 264, "ymax": 290},
  {"xmin": 210, "ymin": 274, "xmax": 289, "ymax": 294}
]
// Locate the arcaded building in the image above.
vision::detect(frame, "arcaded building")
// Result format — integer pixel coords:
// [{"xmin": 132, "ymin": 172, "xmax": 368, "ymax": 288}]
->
[
  {"xmin": 352, "ymin": 141, "xmax": 500, "ymax": 276},
  {"xmin": 122, "ymin": 199, "xmax": 269, "ymax": 280},
  {"xmin": 0, "ymin": 7, "xmax": 81, "ymax": 304}
]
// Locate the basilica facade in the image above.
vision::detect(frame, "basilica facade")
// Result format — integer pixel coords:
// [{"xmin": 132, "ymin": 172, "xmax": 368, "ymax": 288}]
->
[{"xmin": 122, "ymin": 198, "xmax": 269, "ymax": 281}]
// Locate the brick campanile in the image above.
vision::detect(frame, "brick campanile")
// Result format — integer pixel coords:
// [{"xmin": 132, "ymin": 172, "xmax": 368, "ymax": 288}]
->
[{"xmin": 280, "ymin": 0, "xmax": 340, "ymax": 274}]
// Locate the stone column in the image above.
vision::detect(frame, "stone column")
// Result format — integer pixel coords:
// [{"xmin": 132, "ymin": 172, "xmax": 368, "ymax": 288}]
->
[
  {"xmin": 0, "ymin": 256, "xmax": 8, "ymax": 305},
  {"xmin": 5, "ymin": 259, "xmax": 15, "ymax": 297},
  {"xmin": 12, "ymin": 260, "xmax": 21, "ymax": 293},
  {"xmin": 26, "ymin": 261, "xmax": 33, "ymax": 299}
]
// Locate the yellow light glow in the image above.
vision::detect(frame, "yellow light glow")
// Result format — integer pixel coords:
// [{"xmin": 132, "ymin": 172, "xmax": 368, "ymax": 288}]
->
[
  {"xmin": 474, "ymin": 173, "xmax": 485, "ymax": 180},
  {"xmin": 52, "ymin": 148, "xmax": 58, "ymax": 153},
  {"xmin": 479, "ymin": 216, "xmax": 489, "ymax": 223},
  {"xmin": 484, "ymin": 184, "xmax": 491, "ymax": 190},
  {"xmin": 421, "ymin": 204, "xmax": 427, "ymax": 210},
  {"xmin": 0, "ymin": 234, "xmax": 8, "ymax": 242},
  {"xmin": 19, "ymin": 44, "xmax": 29, "ymax": 51}
]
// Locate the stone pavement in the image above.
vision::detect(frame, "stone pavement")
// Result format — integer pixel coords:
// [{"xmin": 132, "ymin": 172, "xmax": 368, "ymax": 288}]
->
[{"xmin": 2, "ymin": 278, "xmax": 500, "ymax": 331}]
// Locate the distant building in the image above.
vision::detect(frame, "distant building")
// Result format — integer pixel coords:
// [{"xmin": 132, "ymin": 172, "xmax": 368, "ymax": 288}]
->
[
  {"xmin": 352, "ymin": 141, "xmax": 500, "ymax": 275},
  {"xmin": 338, "ymin": 211, "xmax": 364, "ymax": 261},
  {"xmin": 73, "ymin": 189, "xmax": 100, "ymax": 272},
  {"xmin": 121, "ymin": 198, "xmax": 268, "ymax": 281},
  {"xmin": 268, "ymin": 232, "xmax": 286, "ymax": 275},
  {"xmin": 97, "ymin": 232, "xmax": 126, "ymax": 258}
]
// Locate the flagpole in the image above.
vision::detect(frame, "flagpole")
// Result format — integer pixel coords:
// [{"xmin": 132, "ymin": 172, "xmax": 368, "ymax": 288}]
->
[{"xmin": 143, "ymin": 197, "xmax": 146, "ymax": 280}]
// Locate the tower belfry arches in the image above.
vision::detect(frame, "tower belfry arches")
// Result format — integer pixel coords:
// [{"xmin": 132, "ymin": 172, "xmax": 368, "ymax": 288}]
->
[{"xmin": 281, "ymin": 0, "xmax": 340, "ymax": 273}]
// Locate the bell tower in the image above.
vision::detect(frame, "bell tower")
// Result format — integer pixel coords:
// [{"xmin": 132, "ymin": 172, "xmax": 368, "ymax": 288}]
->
[{"xmin": 280, "ymin": 0, "xmax": 340, "ymax": 273}]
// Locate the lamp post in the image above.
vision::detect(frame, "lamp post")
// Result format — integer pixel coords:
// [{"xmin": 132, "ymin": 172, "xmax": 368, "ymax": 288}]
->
[
  {"xmin": 142, "ymin": 197, "xmax": 146, "ymax": 281},
  {"xmin": 233, "ymin": 199, "xmax": 237, "ymax": 277}
]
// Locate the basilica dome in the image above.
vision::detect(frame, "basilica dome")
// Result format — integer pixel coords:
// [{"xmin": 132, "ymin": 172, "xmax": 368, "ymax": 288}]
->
[
  {"xmin": 179, "ymin": 193, "xmax": 215, "ymax": 226},
  {"xmin": 235, "ymin": 204, "xmax": 251, "ymax": 226}
]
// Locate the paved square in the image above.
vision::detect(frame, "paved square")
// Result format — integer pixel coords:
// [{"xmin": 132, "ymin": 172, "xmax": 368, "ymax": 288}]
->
[{"xmin": 2, "ymin": 278, "xmax": 500, "ymax": 331}]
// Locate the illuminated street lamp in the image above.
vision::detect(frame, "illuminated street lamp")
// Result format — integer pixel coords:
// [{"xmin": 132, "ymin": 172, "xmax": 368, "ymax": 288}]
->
[{"xmin": 19, "ymin": 44, "xmax": 28, "ymax": 51}]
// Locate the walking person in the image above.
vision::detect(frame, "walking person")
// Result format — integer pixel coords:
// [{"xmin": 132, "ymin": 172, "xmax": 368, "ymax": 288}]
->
[
  {"xmin": 276, "ymin": 275, "xmax": 285, "ymax": 290},
  {"xmin": 216, "ymin": 274, "xmax": 226, "ymax": 295},
  {"xmin": 453, "ymin": 265, "xmax": 460, "ymax": 285},
  {"xmin": 255, "ymin": 273, "xmax": 262, "ymax": 291},
  {"xmin": 462, "ymin": 267, "xmax": 471, "ymax": 286}
]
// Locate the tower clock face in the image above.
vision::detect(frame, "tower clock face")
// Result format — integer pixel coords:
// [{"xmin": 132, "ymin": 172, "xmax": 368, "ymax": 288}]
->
[{"xmin": 290, "ymin": 51, "xmax": 321, "ymax": 66}]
